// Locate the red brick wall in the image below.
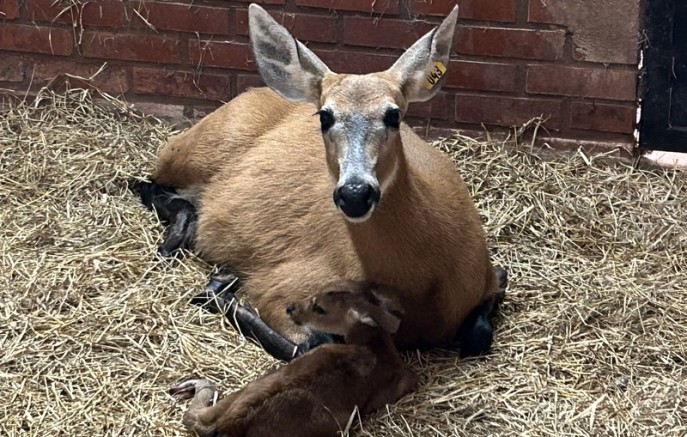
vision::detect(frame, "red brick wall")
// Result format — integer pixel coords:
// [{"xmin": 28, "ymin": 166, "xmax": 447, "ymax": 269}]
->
[{"xmin": 0, "ymin": 0, "xmax": 640, "ymax": 145}]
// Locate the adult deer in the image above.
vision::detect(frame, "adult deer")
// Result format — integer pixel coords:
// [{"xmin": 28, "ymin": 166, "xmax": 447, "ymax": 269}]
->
[{"xmin": 141, "ymin": 4, "xmax": 507, "ymax": 361}]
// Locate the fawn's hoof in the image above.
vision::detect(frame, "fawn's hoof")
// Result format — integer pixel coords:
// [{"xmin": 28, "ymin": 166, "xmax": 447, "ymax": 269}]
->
[{"xmin": 169, "ymin": 379, "xmax": 217, "ymax": 400}]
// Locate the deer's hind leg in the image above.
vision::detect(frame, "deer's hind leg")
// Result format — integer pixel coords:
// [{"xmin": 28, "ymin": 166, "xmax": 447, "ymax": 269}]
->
[{"xmin": 138, "ymin": 182, "xmax": 197, "ymax": 257}]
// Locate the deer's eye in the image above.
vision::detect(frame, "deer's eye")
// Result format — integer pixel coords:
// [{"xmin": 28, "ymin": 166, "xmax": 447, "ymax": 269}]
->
[
  {"xmin": 312, "ymin": 303, "xmax": 326, "ymax": 315},
  {"xmin": 318, "ymin": 110, "xmax": 335, "ymax": 132},
  {"xmin": 383, "ymin": 108, "xmax": 401, "ymax": 129}
]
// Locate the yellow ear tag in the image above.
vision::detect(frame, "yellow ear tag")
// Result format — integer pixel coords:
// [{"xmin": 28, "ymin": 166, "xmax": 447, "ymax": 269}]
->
[{"xmin": 424, "ymin": 61, "xmax": 447, "ymax": 90}]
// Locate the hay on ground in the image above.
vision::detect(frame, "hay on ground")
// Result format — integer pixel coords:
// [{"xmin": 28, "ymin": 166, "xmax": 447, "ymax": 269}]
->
[{"xmin": 0, "ymin": 89, "xmax": 685, "ymax": 436}]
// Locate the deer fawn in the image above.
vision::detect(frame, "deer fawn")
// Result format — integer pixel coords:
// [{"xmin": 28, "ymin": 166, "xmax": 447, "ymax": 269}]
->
[
  {"xmin": 141, "ymin": 4, "xmax": 507, "ymax": 360},
  {"xmin": 169, "ymin": 281, "xmax": 418, "ymax": 437}
]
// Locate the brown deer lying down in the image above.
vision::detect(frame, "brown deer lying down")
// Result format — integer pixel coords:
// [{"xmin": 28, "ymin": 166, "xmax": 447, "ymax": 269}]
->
[
  {"xmin": 169, "ymin": 282, "xmax": 418, "ymax": 437},
  {"xmin": 140, "ymin": 4, "xmax": 507, "ymax": 360}
]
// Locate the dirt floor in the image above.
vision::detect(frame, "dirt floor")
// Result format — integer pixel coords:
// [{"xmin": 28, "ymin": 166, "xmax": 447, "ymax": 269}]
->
[{"xmin": 1, "ymin": 90, "xmax": 685, "ymax": 436}]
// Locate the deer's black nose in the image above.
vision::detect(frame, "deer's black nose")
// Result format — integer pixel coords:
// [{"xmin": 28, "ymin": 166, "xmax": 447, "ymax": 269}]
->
[{"xmin": 334, "ymin": 182, "xmax": 380, "ymax": 219}]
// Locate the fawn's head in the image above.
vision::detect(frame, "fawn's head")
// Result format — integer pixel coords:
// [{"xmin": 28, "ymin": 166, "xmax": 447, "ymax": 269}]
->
[
  {"xmin": 286, "ymin": 281, "xmax": 405, "ymax": 336},
  {"xmin": 248, "ymin": 4, "xmax": 458, "ymax": 222}
]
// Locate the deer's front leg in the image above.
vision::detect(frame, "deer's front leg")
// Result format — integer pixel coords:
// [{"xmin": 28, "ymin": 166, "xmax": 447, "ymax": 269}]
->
[
  {"xmin": 193, "ymin": 273, "xmax": 300, "ymax": 361},
  {"xmin": 194, "ymin": 272, "xmax": 340, "ymax": 361}
]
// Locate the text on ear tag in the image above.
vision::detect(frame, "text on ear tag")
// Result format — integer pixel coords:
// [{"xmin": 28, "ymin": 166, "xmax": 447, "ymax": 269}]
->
[{"xmin": 424, "ymin": 61, "xmax": 447, "ymax": 90}]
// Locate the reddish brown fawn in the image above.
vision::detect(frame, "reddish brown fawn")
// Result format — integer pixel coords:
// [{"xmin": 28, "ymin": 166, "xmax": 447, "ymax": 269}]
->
[
  {"xmin": 141, "ymin": 4, "xmax": 507, "ymax": 360},
  {"xmin": 169, "ymin": 281, "xmax": 418, "ymax": 437}
]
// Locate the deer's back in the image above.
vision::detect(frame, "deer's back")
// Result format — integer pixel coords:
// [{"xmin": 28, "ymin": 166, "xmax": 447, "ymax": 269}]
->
[{"xmin": 153, "ymin": 87, "xmax": 304, "ymax": 188}]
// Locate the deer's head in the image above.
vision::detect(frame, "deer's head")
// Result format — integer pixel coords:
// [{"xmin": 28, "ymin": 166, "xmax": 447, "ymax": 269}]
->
[{"xmin": 249, "ymin": 4, "xmax": 458, "ymax": 222}]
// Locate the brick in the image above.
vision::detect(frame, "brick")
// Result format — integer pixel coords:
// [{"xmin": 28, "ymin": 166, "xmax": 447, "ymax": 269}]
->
[
  {"xmin": 527, "ymin": 66, "xmax": 637, "ymax": 101},
  {"xmin": 192, "ymin": 104, "xmax": 222, "ymax": 119},
  {"xmin": 0, "ymin": 91, "xmax": 30, "ymax": 111},
  {"xmin": 456, "ymin": 95, "xmax": 562, "ymax": 128},
  {"xmin": 235, "ymin": 9, "xmax": 337, "ymax": 43},
  {"xmin": 32, "ymin": 60, "xmax": 129, "ymax": 94},
  {"xmin": 231, "ymin": 0, "xmax": 285, "ymax": 4},
  {"xmin": 237, "ymin": 74, "xmax": 265, "ymax": 94},
  {"xmin": 133, "ymin": 102, "xmax": 186, "ymax": 120},
  {"xmin": 570, "ymin": 102, "xmax": 636, "ymax": 134},
  {"xmin": 528, "ymin": 0, "xmax": 561, "ymax": 24},
  {"xmin": 529, "ymin": 0, "xmax": 638, "ymax": 65},
  {"xmin": 296, "ymin": 0, "xmax": 399, "ymax": 14},
  {"xmin": 131, "ymin": 2, "xmax": 230, "ymax": 35},
  {"xmin": 0, "ymin": 0, "xmax": 19, "ymax": 19},
  {"xmin": 28, "ymin": 0, "xmax": 125, "ymax": 28},
  {"xmin": 457, "ymin": 27, "xmax": 565, "ymax": 60},
  {"xmin": 133, "ymin": 68, "xmax": 231, "ymax": 100},
  {"xmin": 27, "ymin": 0, "xmax": 72, "ymax": 23},
  {"xmin": 0, "ymin": 54, "xmax": 25, "ymax": 81},
  {"xmin": 409, "ymin": 0, "xmax": 516, "ymax": 22},
  {"xmin": 83, "ymin": 31, "xmax": 182, "ymax": 64},
  {"xmin": 411, "ymin": 125, "xmax": 463, "ymax": 140},
  {"xmin": 343, "ymin": 17, "xmax": 434, "ymax": 49},
  {"xmin": 190, "ymin": 41, "xmax": 254, "ymax": 70},
  {"xmin": 535, "ymin": 136, "xmax": 634, "ymax": 157},
  {"xmin": 446, "ymin": 60, "xmax": 518, "ymax": 92},
  {"xmin": 315, "ymin": 50, "xmax": 396, "ymax": 74},
  {"xmin": 406, "ymin": 92, "xmax": 452, "ymax": 120},
  {"xmin": 80, "ymin": 1, "xmax": 128, "ymax": 28},
  {"xmin": 571, "ymin": 43, "xmax": 637, "ymax": 65},
  {"xmin": 0, "ymin": 25, "xmax": 73, "ymax": 55}
]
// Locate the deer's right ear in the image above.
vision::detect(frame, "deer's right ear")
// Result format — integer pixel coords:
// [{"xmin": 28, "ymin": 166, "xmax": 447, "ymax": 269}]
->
[{"xmin": 248, "ymin": 4, "xmax": 330, "ymax": 104}]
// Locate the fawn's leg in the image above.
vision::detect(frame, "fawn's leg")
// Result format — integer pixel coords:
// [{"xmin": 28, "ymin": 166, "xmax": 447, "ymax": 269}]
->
[
  {"xmin": 169, "ymin": 379, "xmax": 220, "ymax": 437},
  {"xmin": 245, "ymin": 389, "xmax": 342, "ymax": 437},
  {"xmin": 362, "ymin": 368, "xmax": 419, "ymax": 415}
]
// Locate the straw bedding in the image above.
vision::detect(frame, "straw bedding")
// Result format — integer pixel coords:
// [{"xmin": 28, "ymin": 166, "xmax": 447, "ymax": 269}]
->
[{"xmin": 1, "ymin": 89, "xmax": 685, "ymax": 436}]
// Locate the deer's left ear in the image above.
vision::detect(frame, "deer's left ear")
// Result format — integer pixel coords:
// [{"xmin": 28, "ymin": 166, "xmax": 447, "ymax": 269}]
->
[{"xmin": 386, "ymin": 5, "xmax": 459, "ymax": 103}]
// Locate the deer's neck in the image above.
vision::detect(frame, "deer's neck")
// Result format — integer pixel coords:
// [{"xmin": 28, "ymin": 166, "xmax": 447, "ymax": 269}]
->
[
  {"xmin": 346, "ymin": 139, "xmax": 428, "ymax": 246},
  {"xmin": 342, "ymin": 135, "xmax": 446, "ymax": 288}
]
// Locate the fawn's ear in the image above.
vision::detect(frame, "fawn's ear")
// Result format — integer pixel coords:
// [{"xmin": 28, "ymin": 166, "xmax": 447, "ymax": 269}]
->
[
  {"xmin": 386, "ymin": 5, "xmax": 459, "ymax": 103},
  {"xmin": 248, "ymin": 4, "xmax": 331, "ymax": 104},
  {"xmin": 349, "ymin": 303, "xmax": 402, "ymax": 334},
  {"xmin": 368, "ymin": 287, "xmax": 405, "ymax": 320}
]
